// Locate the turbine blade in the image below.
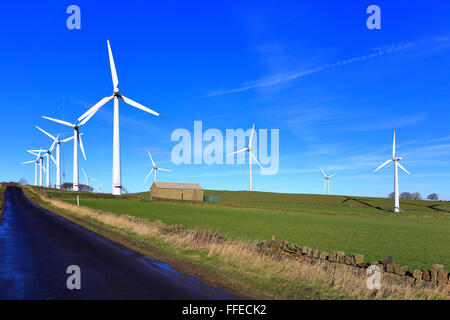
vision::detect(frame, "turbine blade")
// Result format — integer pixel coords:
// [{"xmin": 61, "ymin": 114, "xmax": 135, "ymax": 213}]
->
[
  {"xmin": 320, "ymin": 168, "xmax": 327, "ymax": 177},
  {"xmin": 147, "ymin": 150, "xmax": 155, "ymax": 167},
  {"xmin": 249, "ymin": 124, "xmax": 255, "ymax": 148},
  {"xmin": 144, "ymin": 168, "xmax": 154, "ymax": 182},
  {"xmin": 250, "ymin": 151, "xmax": 263, "ymax": 169},
  {"xmin": 82, "ymin": 168, "xmax": 88, "ymax": 180},
  {"xmin": 61, "ymin": 135, "xmax": 75, "ymax": 143},
  {"xmin": 158, "ymin": 168, "xmax": 171, "ymax": 172},
  {"xmin": 42, "ymin": 116, "xmax": 74, "ymax": 127},
  {"xmin": 21, "ymin": 160, "xmax": 35, "ymax": 164},
  {"xmin": 374, "ymin": 159, "xmax": 392, "ymax": 172},
  {"xmin": 78, "ymin": 132, "xmax": 87, "ymax": 160},
  {"xmin": 121, "ymin": 95, "xmax": 164, "ymax": 118},
  {"xmin": 27, "ymin": 151, "xmax": 39, "ymax": 156},
  {"xmin": 398, "ymin": 162, "xmax": 410, "ymax": 175},
  {"xmin": 107, "ymin": 40, "xmax": 119, "ymax": 90},
  {"xmin": 28, "ymin": 150, "xmax": 46, "ymax": 153},
  {"xmin": 49, "ymin": 135, "xmax": 59, "ymax": 152},
  {"xmin": 36, "ymin": 126, "xmax": 56, "ymax": 141},
  {"xmin": 226, "ymin": 148, "xmax": 248, "ymax": 156},
  {"xmin": 50, "ymin": 154, "xmax": 57, "ymax": 165},
  {"xmin": 78, "ymin": 96, "xmax": 114, "ymax": 122},
  {"xmin": 393, "ymin": 131, "xmax": 396, "ymax": 158},
  {"xmin": 329, "ymin": 173, "xmax": 336, "ymax": 178}
]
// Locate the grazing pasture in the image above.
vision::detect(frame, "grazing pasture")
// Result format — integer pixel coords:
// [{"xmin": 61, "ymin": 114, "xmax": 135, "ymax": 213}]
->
[{"xmin": 37, "ymin": 187, "xmax": 450, "ymax": 270}]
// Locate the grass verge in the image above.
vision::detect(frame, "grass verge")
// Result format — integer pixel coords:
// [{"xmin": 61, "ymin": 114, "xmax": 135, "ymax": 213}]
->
[{"xmin": 24, "ymin": 186, "xmax": 448, "ymax": 300}]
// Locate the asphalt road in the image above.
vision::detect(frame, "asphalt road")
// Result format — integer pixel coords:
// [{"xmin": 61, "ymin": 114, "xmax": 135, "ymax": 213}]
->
[{"xmin": 0, "ymin": 186, "xmax": 238, "ymax": 299}]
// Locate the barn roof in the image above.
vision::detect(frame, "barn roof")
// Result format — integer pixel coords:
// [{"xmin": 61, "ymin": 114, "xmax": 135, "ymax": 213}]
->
[{"xmin": 152, "ymin": 182, "xmax": 203, "ymax": 190}]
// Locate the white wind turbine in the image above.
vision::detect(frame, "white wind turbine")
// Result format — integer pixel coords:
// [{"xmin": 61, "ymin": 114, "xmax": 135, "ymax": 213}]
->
[
  {"xmin": 320, "ymin": 168, "xmax": 336, "ymax": 195},
  {"xmin": 226, "ymin": 124, "xmax": 263, "ymax": 192},
  {"xmin": 374, "ymin": 131, "xmax": 410, "ymax": 212},
  {"xmin": 76, "ymin": 40, "xmax": 164, "ymax": 196},
  {"xmin": 27, "ymin": 149, "xmax": 46, "ymax": 186},
  {"xmin": 82, "ymin": 168, "xmax": 97, "ymax": 190},
  {"xmin": 98, "ymin": 181, "xmax": 103, "ymax": 193},
  {"xmin": 144, "ymin": 151, "xmax": 171, "ymax": 183},
  {"xmin": 36, "ymin": 126, "xmax": 74, "ymax": 189},
  {"xmin": 42, "ymin": 116, "xmax": 89, "ymax": 191},
  {"xmin": 21, "ymin": 151, "xmax": 43, "ymax": 186}
]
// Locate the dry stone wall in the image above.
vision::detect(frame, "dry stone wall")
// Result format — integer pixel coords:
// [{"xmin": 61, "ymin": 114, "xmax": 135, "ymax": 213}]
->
[{"xmin": 258, "ymin": 237, "xmax": 450, "ymax": 294}]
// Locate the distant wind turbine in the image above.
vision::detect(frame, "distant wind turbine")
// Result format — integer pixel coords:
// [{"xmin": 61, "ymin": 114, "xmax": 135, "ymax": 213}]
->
[
  {"xmin": 82, "ymin": 168, "xmax": 97, "ymax": 190},
  {"xmin": 76, "ymin": 40, "xmax": 165, "ymax": 195},
  {"xmin": 21, "ymin": 151, "xmax": 43, "ymax": 186},
  {"xmin": 144, "ymin": 151, "xmax": 171, "ymax": 183},
  {"xmin": 374, "ymin": 131, "xmax": 410, "ymax": 212},
  {"xmin": 27, "ymin": 149, "xmax": 48, "ymax": 187},
  {"xmin": 42, "ymin": 116, "xmax": 89, "ymax": 191},
  {"xmin": 226, "ymin": 124, "xmax": 263, "ymax": 192},
  {"xmin": 98, "ymin": 181, "xmax": 103, "ymax": 193},
  {"xmin": 36, "ymin": 126, "xmax": 74, "ymax": 189},
  {"xmin": 320, "ymin": 168, "xmax": 336, "ymax": 195}
]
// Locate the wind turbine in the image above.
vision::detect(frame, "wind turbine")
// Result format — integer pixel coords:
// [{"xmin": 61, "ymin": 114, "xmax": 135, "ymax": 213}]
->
[
  {"xmin": 82, "ymin": 168, "xmax": 96, "ymax": 191},
  {"xmin": 42, "ymin": 116, "xmax": 88, "ymax": 191},
  {"xmin": 76, "ymin": 40, "xmax": 165, "ymax": 196},
  {"xmin": 21, "ymin": 151, "xmax": 43, "ymax": 186},
  {"xmin": 144, "ymin": 151, "xmax": 171, "ymax": 183},
  {"xmin": 374, "ymin": 131, "xmax": 410, "ymax": 212},
  {"xmin": 226, "ymin": 124, "xmax": 263, "ymax": 192},
  {"xmin": 98, "ymin": 181, "xmax": 103, "ymax": 193},
  {"xmin": 36, "ymin": 126, "xmax": 74, "ymax": 189},
  {"xmin": 320, "ymin": 168, "xmax": 335, "ymax": 195},
  {"xmin": 27, "ymin": 149, "xmax": 46, "ymax": 186}
]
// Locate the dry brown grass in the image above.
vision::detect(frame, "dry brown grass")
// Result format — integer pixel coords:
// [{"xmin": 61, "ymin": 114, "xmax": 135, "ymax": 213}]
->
[{"xmin": 27, "ymin": 187, "xmax": 449, "ymax": 300}]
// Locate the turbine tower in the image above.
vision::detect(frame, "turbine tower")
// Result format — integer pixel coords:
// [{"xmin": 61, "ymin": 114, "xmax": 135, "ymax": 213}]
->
[
  {"xmin": 320, "ymin": 168, "xmax": 335, "ymax": 195},
  {"xmin": 42, "ymin": 116, "xmax": 89, "ymax": 191},
  {"xmin": 226, "ymin": 124, "xmax": 263, "ymax": 192},
  {"xmin": 144, "ymin": 151, "xmax": 171, "ymax": 183},
  {"xmin": 76, "ymin": 40, "xmax": 164, "ymax": 196},
  {"xmin": 36, "ymin": 126, "xmax": 74, "ymax": 189},
  {"xmin": 374, "ymin": 131, "xmax": 410, "ymax": 212}
]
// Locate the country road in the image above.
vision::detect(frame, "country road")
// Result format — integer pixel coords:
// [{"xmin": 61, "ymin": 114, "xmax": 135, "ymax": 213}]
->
[{"xmin": 0, "ymin": 186, "xmax": 238, "ymax": 299}]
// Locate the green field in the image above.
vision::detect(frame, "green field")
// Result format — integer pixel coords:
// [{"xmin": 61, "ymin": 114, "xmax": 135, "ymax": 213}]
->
[{"xmin": 38, "ymin": 187, "xmax": 450, "ymax": 270}]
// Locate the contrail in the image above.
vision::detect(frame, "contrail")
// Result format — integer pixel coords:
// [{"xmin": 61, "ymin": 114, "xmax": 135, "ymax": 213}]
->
[{"xmin": 204, "ymin": 41, "xmax": 417, "ymax": 97}]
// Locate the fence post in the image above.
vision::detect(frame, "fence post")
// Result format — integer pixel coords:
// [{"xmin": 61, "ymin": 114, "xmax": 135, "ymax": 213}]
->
[{"xmin": 77, "ymin": 195, "xmax": 80, "ymax": 207}]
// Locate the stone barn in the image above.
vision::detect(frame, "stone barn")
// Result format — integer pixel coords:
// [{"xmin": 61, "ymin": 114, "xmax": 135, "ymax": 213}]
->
[{"xmin": 150, "ymin": 182, "xmax": 204, "ymax": 202}]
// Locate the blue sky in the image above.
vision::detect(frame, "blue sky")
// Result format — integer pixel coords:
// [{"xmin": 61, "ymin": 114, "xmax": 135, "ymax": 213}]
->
[{"xmin": 1, "ymin": 1, "xmax": 450, "ymax": 198}]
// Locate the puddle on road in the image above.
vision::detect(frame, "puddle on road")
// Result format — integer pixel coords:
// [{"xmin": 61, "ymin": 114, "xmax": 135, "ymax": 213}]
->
[{"xmin": 141, "ymin": 256, "xmax": 232, "ymax": 298}]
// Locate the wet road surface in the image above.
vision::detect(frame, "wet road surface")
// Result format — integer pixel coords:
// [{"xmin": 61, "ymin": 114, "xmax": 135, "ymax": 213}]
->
[{"xmin": 0, "ymin": 186, "xmax": 238, "ymax": 299}]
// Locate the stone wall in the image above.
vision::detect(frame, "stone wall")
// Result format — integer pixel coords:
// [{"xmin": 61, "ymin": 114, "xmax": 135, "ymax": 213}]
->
[{"xmin": 257, "ymin": 237, "xmax": 450, "ymax": 294}]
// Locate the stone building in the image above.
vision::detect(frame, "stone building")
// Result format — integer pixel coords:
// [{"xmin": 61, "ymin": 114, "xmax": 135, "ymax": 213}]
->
[{"xmin": 150, "ymin": 182, "xmax": 204, "ymax": 202}]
